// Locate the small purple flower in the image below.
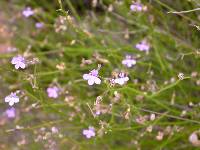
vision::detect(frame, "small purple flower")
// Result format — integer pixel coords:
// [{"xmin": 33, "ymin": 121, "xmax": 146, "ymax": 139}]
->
[
  {"xmin": 5, "ymin": 92, "xmax": 19, "ymax": 106},
  {"xmin": 22, "ymin": 7, "xmax": 34, "ymax": 18},
  {"xmin": 11, "ymin": 55, "xmax": 26, "ymax": 69},
  {"xmin": 5, "ymin": 107, "xmax": 16, "ymax": 118},
  {"xmin": 47, "ymin": 86, "xmax": 59, "ymax": 98},
  {"xmin": 130, "ymin": 3, "xmax": 143, "ymax": 12},
  {"xmin": 114, "ymin": 72, "xmax": 129, "ymax": 85},
  {"xmin": 135, "ymin": 40, "xmax": 150, "ymax": 52},
  {"xmin": 122, "ymin": 55, "xmax": 136, "ymax": 68},
  {"xmin": 83, "ymin": 126, "xmax": 95, "ymax": 139},
  {"xmin": 35, "ymin": 22, "xmax": 44, "ymax": 29},
  {"xmin": 83, "ymin": 69, "xmax": 101, "ymax": 85}
]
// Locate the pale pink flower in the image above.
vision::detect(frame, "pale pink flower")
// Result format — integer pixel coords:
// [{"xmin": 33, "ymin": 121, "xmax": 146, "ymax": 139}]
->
[
  {"xmin": 5, "ymin": 107, "xmax": 16, "ymax": 118},
  {"xmin": 83, "ymin": 69, "xmax": 101, "ymax": 85},
  {"xmin": 83, "ymin": 126, "xmax": 95, "ymax": 139},
  {"xmin": 122, "ymin": 55, "xmax": 136, "ymax": 68},
  {"xmin": 135, "ymin": 40, "xmax": 150, "ymax": 52},
  {"xmin": 114, "ymin": 72, "xmax": 129, "ymax": 85},
  {"xmin": 5, "ymin": 92, "xmax": 19, "ymax": 106},
  {"xmin": 130, "ymin": 3, "xmax": 143, "ymax": 12},
  {"xmin": 35, "ymin": 22, "xmax": 44, "ymax": 29},
  {"xmin": 47, "ymin": 86, "xmax": 59, "ymax": 98},
  {"xmin": 22, "ymin": 7, "xmax": 34, "ymax": 18},
  {"xmin": 11, "ymin": 55, "xmax": 26, "ymax": 69}
]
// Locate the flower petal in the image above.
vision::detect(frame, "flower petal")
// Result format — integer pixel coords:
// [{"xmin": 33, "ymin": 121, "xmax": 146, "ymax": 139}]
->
[
  {"xmin": 94, "ymin": 77, "xmax": 101, "ymax": 84},
  {"xmin": 83, "ymin": 74, "xmax": 90, "ymax": 80},
  {"xmin": 88, "ymin": 79, "xmax": 95, "ymax": 85},
  {"xmin": 19, "ymin": 63, "xmax": 26, "ymax": 69}
]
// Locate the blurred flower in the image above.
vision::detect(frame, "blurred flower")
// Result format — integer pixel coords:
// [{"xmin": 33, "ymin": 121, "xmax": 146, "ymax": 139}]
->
[
  {"xmin": 122, "ymin": 55, "xmax": 136, "ymax": 68},
  {"xmin": 83, "ymin": 69, "xmax": 101, "ymax": 85},
  {"xmin": 83, "ymin": 126, "xmax": 95, "ymax": 139},
  {"xmin": 150, "ymin": 113, "xmax": 156, "ymax": 121},
  {"xmin": 22, "ymin": 7, "xmax": 34, "ymax": 18},
  {"xmin": 47, "ymin": 86, "xmax": 59, "ymax": 98},
  {"xmin": 135, "ymin": 115, "xmax": 148, "ymax": 124},
  {"xmin": 11, "ymin": 55, "xmax": 26, "ymax": 69},
  {"xmin": 80, "ymin": 58, "xmax": 93, "ymax": 67},
  {"xmin": 5, "ymin": 92, "xmax": 19, "ymax": 106},
  {"xmin": 130, "ymin": 3, "xmax": 143, "ymax": 12},
  {"xmin": 51, "ymin": 127, "xmax": 59, "ymax": 134},
  {"xmin": 56, "ymin": 62, "xmax": 66, "ymax": 71},
  {"xmin": 35, "ymin": 22, "xmax": 44, "ymax": 29},
  {"xmin": 135, "ymin": 40, "xmax": 150, "ymax": 52},
  {"xmin": 114, "ymin": 72, "xmax": 129, "ymax": 85},
  {"xmin": 5, "ymin": 107, "xmax": 16, "ymax": 118},
  {"xmin": 156, "ymin": 131, "xmax": 164, "ymax": 141},
  {"xmin": 189, "ymin": 131, "xmax": 200, "ymax": 146}
]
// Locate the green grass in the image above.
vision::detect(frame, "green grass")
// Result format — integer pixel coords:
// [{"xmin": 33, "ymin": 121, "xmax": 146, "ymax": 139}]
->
[{"xmin": 0, "ymin": 0, "xmax": 200, "ymax": 149}]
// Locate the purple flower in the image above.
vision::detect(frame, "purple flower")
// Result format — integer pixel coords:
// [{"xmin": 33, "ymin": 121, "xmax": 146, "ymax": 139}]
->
[
  {"xmin": 35, "ymin": 22, "xmax": 44, "ymax": 29},
  {"xmin": 83, "ymin": 69, "xmax": 101, "ymax": 85},
  {"xmin": 22, "ymin": 7, "xmax": 34, "ymax": 18},
  {"xmin": 83, "ymin": 126, "xmax": 95, "ymax": 139},
  {"xmin": 5, "ymin": 92, "xmax": 19, "ymax": 106},
  {"xmin": 47, "ymin": 86, "xmax": 59, "ymax": 98},
  {"xmin": 5, "ymin": 107, "xmax": 16, "ymax": 118},
  {"xmin": 11, "ymin": 55, "xmax": 26, "ymax": 69},
  {"xmin": 122, "ymin": 55, "xmax": 136, "ymax": 68},
  {"xmin": 114, "ymin": 72, "xmax": 129, "ymax": 85},
  {"xmin": 135, "ymin": 40, "xmax": 150, "ymax": 52},
  {"xmin": 130, "ymin": 3, "xmax": 143, "ymax": 12}
]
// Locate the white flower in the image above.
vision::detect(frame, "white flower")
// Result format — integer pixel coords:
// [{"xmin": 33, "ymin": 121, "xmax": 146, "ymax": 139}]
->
[
  {"xmin": 5, "ymin": 92, "xmax": 19, "ymax": 106},
  {"xmin": 83, "ymin": 69, "xmax": 101, "ymax": 85},
  {"xmin": 114, "ymin": 73, "xmax": 129, "ymax": 85},
  {"xmin": 11, "ymin": 55, "xmax": 26, "ymax": 69}
]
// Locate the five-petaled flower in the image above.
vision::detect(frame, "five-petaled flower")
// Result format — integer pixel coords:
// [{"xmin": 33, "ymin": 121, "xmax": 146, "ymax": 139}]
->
[
  {"xmin": 5, "ymin": 107, "xmax": 16, "ymax": 118},
  {"xmin": 83, "ymin": 126, "xmax": 95, "ymax": 139},
  {"xmin": 83, "ymin": 69, "xmax": 101, "ymax": 85},
  {"xmin": 122, "ymin": 55, "xmax": 136, "ymax": 68},
  {"xmin": 135, "ymin": 40, "xmax": 150, "ymax": 52},
  {"xmin": 11, "ymin": 55, "xmax": 26, "ymax": 69},
  {"xmin": 5, "ymin": 92, "xmax": 19, "ymax": 106},
  {"xmin": 22, "ymin": 7, "xmax": 34, "ymax": 18},
  {"xmin": 114, "ymin": 72, "xmax": 129, "ymax": 85},
  {"xmin": 47, "ymin": 86, "xmax": 59, "ymax": 98}
]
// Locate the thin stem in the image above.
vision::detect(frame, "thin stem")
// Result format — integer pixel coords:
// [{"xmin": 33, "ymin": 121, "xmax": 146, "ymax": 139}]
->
[{"xmin": 168, "ymin": 8, "xmax": 200, "ymax": 14}]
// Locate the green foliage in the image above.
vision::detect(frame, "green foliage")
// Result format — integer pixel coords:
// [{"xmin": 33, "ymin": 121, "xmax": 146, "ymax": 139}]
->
[{"xmin": 0, "ymin": 0, "xmax": 200, "ymax": 149}]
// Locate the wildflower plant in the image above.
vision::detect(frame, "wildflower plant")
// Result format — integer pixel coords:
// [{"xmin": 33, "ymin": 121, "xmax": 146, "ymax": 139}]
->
[{"xmin": 0, "ymin": 0, "xmax": 200, "ymax": 149}]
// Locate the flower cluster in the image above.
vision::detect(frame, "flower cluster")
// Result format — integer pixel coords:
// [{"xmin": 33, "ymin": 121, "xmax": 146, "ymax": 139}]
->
[{"xmin": 5, "ymin": 4, "xmax": 153, "ymax": 142}]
